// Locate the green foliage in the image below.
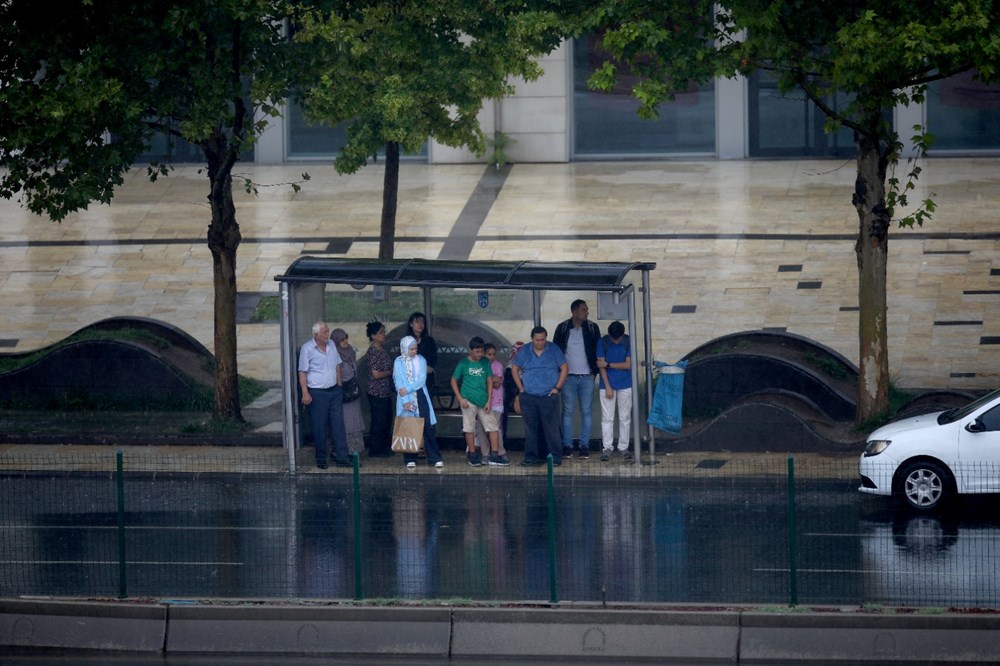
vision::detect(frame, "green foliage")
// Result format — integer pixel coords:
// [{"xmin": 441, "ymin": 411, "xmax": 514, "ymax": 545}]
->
[
  {"xmin": 0, "ymin": 0, "xmax": 302, "ymax": 419},
  {"xmin": 488, "ymin": 132, "xmax": 517, "ymax": 169},
  {"xmin": 887, "ymin": 127, "xmax": 938, "ymax": 229},
  {"xmin": 0, "ymin": 0, "xmax": 295, "ymax": 220},
  {"xmin": 802, "ymin": 353, "xmax": 851, "ymax": 382},
  {"xmin": 582, "ymin": 0, "xmax": 1000, "ymax": 419},
  {"xmin": 852, "ymin": 382, "xmax": 918, "ymax": 434},
  {"xmin": 584, "ymin": 0, "xmax": 1000, "ymax": 225},
  {"xmin": 292, "ymin": 0, "xmax": 564, "ymax": 175}
]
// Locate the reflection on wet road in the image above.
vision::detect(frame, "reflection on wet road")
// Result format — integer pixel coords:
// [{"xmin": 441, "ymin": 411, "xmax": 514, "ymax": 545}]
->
[{"xmin": 3, "ymin": 473, "xmax": 1000, "ymax": 607}]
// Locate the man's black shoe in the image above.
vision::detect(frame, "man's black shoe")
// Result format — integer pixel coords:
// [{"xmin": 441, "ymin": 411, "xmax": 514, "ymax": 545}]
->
[
  {"xmin": 519, "ymin": 457, "xmax": 544, "ymax": 466},
  {"xmin": 333, "ymin": 457, "xmax": 353, "ymax": 468},
  {"xmin": 316, "ymin": 461, "xmax": 328, "ymax": 469},
  {"xmin": 551, "ymin": 458, "xmax": 562, "ymax": 466}
]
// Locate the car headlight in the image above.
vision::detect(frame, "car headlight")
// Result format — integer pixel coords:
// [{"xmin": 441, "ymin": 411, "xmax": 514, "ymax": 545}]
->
[{"xmin": 863, "ymin": 439, "xmax": 891, "ymax": 457}]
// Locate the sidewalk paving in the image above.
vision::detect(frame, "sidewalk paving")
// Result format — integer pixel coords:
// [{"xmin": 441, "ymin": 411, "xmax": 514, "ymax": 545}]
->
[{"xmin": 0, "ymin": 442, "xmax": 857, "ymax": 479}]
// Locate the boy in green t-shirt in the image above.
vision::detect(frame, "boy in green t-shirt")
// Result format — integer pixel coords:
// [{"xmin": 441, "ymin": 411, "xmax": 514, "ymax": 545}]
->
[{"xmin": 451, "ymin": 336, "xmax": 504, "ymax": 467}]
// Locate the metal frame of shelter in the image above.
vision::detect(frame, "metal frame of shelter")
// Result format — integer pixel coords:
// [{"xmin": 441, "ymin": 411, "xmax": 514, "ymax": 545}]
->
[{"xmin": 274, "ymin": 258, "xmax": 657, "ymax": 472}]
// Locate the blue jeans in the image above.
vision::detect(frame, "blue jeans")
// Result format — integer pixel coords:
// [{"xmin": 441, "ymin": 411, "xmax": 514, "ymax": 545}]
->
[
  {"xmin": 308, "ymin": 386, "xmax": 349, "ymax": 463},
  {"xmin": 562, "ymin": 374, "xmax": 595, "ymax": 450}
]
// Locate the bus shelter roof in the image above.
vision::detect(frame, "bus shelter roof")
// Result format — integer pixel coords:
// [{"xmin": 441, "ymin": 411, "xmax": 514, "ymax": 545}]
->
[{"xmin": 274, "ymin": 257, "xmax": 656, "ymax": 291}]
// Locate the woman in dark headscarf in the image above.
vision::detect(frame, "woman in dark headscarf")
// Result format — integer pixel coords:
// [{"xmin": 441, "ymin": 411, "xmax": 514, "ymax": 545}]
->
[
  {"xmin": 331, "ymin": 328, "xmax": 364, "ymax": 456},
  {"xmin": 363, "ymin": 320, "xmax": 394, "ymax": 457}
]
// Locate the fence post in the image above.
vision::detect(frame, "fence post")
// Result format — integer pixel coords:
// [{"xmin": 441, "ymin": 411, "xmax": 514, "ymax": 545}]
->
[
  {"xmin": 787, "ymin": 455, "xmax": 798, "ymax": 607},
  {"xmin": 115, "ymin": 450, "xmax": 127, "ymax": 600},
  {"xmin": 352, "ymin": 452, "xmax": 362, "ymax": 601},
  {"xmin": 547, "ymin": 454, "xmax": 558, "ymax": 605}
]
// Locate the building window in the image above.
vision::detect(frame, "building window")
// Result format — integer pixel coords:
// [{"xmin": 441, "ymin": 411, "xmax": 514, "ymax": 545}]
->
[
  {"xmin": 926, "ymin": 71, "xmax": 1000, "ymax": 151},
  {"xmin": 747, "ymin": 71, "xmax": 855, "ymax": 158},
  {"xmin": 125, "ymin": 126, "xmax": 253, "ymax": 164},
  {"xmin": 286, "ymin": 101, "xmax": 428, "ymax": 160},
  {"xmin": 287, "ymin": 101, "xmax": 350, "ymax": 157},
  {"xmin": 572, "ymin": 35, "xmax": 715, "ymax": 157}
]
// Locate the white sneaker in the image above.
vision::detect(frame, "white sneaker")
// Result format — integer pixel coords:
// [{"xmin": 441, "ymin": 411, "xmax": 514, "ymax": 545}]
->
[
  {"xmin": 406, "ymin": 461, "xmax": 416, "ymax": 469},
  {"xmin": 434, "ymin": 461, "xmax": 444, "ymax": 469}
]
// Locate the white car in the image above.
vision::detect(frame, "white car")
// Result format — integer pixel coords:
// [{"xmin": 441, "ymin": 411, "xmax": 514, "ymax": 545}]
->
[{"xmin": 859, "ymin": 388, "xmax": 1000, "ymax": 511}]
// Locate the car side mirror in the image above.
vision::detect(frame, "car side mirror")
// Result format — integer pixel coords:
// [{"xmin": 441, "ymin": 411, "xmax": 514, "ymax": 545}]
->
[{"xmin": 966, "ymin": 418, "xmax": 986, "ymax": 433}]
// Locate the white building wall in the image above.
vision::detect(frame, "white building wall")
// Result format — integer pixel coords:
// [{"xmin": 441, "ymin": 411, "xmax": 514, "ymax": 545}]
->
[
  {"xmin": 715, "ymin": 74, "xmax": 747, "ymax": 159},
  {"xmin": 256, "ymin": 108, "xmax": 286, "ymax": 165},
  {"xmin": 429, "ymin": 41, "xmax": 570, "ymax": 164}
]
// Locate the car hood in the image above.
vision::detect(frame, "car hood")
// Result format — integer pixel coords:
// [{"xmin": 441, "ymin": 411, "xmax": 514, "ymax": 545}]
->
[{"xmin": 868, "ymin": 411, "xmax": 945, "ymax": 441}]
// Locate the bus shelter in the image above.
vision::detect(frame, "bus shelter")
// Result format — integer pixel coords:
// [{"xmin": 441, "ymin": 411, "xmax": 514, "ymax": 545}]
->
[{"xmin": 274, "ymin": 258, "xmax": 657, "ymax": 471}]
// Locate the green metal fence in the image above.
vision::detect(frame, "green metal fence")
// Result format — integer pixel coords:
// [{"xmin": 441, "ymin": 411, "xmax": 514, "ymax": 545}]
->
[{"xmin": 1, "ymin": 448, "xmax": 996, "ymax": 609}]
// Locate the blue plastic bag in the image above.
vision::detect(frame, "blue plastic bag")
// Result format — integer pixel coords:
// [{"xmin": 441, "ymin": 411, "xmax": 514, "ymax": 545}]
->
[{"xmin": 647, "ymin": 360, "xmax": 688, "ymax": 434}]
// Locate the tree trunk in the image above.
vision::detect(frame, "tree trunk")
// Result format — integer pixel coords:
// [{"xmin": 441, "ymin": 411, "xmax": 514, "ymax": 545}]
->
[
  {"xmin": 204, "ymin": 133, "xmax": 244, "ymax": 422},
  {"xmin": 853, "ymin": 126, "xmax": 891, "ymax": 424},
  {"xmin": 379, "ymin": 141, "xmax": 400, "ymax": 259}
]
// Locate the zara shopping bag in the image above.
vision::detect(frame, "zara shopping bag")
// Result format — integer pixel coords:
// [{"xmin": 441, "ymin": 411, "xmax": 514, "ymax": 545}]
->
[{"xmin": 391, "ymin": 415, "xmax": 425, "ymax": 453}]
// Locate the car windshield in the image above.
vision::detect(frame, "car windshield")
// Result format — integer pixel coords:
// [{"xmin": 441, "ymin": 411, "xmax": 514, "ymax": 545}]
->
[{"xmin": 937, "ymin": 388, "xmax": 1000, "ymax": 425}]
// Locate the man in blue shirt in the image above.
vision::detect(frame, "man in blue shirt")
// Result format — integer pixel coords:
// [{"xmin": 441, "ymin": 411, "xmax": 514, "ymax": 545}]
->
[
  {"xmin": 596, "ymin": 320, "xmax": 633, "ymax": 462},
  {"xmin": 513, "ymin": 326, "xmax": 568, "ymax": 466}
]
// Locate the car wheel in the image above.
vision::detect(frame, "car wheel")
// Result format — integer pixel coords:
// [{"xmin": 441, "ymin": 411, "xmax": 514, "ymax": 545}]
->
[{"xmin": 896, "ymin": 460, "xmax": 952, "ymax": 512}]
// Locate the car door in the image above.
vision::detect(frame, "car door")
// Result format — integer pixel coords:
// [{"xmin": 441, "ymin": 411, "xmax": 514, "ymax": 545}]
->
[{"xmin": 956, "ymin": 404, "xmax": 1000, "ymax": 493}]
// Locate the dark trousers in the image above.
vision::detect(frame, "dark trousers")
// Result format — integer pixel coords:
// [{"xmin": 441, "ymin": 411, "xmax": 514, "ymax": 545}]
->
[
  {"xmin": 309, "ymin": 386, "xmax": 348, "ymax": 463},
  {"xmin": 403, "ymin": 389, "xmax": 442, "ymax": 465},
  {"xmin": 520, "ymin": 393, "xmax": 562, "ymax": 462},
  {"xmin": 367, "ymin": 393, "xmax": 394, "ymax": 455}
]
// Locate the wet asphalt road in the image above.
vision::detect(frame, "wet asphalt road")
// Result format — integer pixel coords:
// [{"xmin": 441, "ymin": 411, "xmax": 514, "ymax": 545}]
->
[{"xmin": 2, "ymin": 472, "xmax": 1000, "ymax": 608}]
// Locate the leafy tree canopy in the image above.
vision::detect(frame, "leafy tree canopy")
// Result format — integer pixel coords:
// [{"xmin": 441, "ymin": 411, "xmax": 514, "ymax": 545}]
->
[
  {"xmin": 0, "ymin": 0, "xmax": 297, "ymax": 420},
  {"xmin": 0, "ymin": 0, "xmax": 292, "ymax": 220},
  {"xmin": 581, "ymin": 0, "xmax": 1000, "ymax": 421}
]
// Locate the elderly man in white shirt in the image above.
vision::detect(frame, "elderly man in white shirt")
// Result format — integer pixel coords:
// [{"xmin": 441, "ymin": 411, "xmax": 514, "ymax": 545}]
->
[{"xmin": 298, "ymin": 322, "xmax": 351, "ymax": 468}]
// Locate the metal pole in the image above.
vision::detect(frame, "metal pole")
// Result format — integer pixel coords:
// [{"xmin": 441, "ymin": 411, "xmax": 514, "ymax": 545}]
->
[
  {"xmin": 423, "ymin": 287, "xmax": 432, "ymax": 330},
  {"xmin": 627, "ymin": 287, "xmax": 641, "ymax": 465},
  {"xmin": 546, "ymin": 454, "xmax": 558, "ymax": 605},
  {"xmin": 115, "ymin": 450, "xmax": 127, "ymax": 600},
  {"xmin": 641, "ymin": 270, "xmax": 655, "ymax": 455},
  {"xmin": 532, "ymin": 290, "xmax": 542, "ymax": 328},
  {"xmin": 787, "ymin": 455, "xmax": 798, "ymax": 607},
  {"xmin": 353, "ymin": 452, "xmax": 363, "ymax": 600},
  {"xmin": 279, "ymin": 282, "xmax": 297, "ymax": 473}
]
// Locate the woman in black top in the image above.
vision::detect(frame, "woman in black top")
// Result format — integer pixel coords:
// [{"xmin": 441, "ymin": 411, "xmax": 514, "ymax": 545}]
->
[{"xmin": 406, "ymin": 311, "xmax": 438, "ymax": 395}]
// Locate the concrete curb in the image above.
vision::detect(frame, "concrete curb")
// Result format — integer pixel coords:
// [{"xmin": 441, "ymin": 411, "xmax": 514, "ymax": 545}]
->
[
  {"xmin": 452, "ymin": 608, "xmax": 738, "ymax": 661},
  {"xmin": 4, "ymin": 599, "xmax": 1000, "ymax": 662},
  {"xmin": 740, "ymin": 611, "xmax": 1000, "ymax": 663},
  {"xmin": 0, "ymin": 599, "xmax": 165, "ymax": 652},
  {"xmin": 165, "ymin": 605, "xmax": 451, "ymax": 655}
]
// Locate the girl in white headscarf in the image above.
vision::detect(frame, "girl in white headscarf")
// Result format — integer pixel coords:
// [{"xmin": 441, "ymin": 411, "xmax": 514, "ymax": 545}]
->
[{"xmin": 393, "ymin": 335, "xmax": 442, "ymax": 469}]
